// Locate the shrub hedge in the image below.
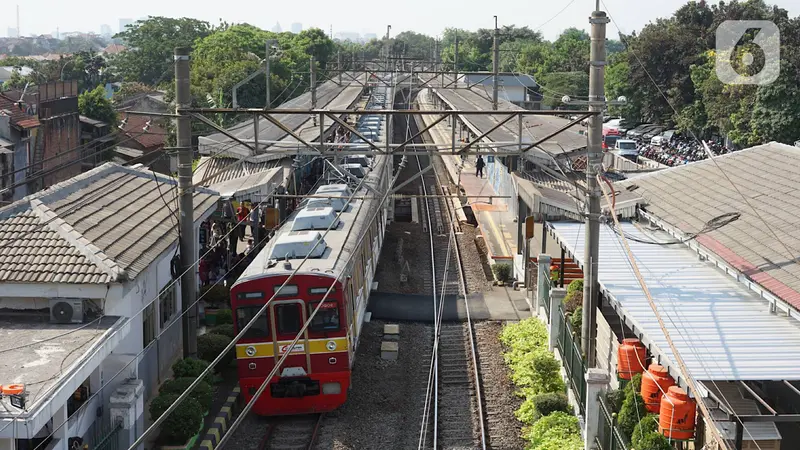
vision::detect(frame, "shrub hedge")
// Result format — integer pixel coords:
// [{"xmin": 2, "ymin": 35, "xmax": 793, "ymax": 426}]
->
[
  {"xmin": 492, "ymin": 263, "xmax": 512, "ymax": 282},
  {"xmin": 149, "ymin": 393, "xmax": 203, "ymax": 445},
  {"xmin": 618, "ymin": 389, "xmax": 647, "ymax": 440},
  {"xmin": 567, "ymin": 279, "xmax": 583, "ymax": 294},
  {"xmin": 501, "ymin": 318, "xmax": 582, "ymax": 449},
  {"xmin": 172, "ymin": 358, "xmax": 214, "ymax": 384},
  {"xmin": 197, "ymin": 333, "xmax": 234, "ymax": 370},
  {"xmin": 208, "ymin": 323, "xmax": 236, "ymax": 338},
  {"xmin": 216, "ymin": 308, "xmax": 233, "ymax": 325},
  {"xmin": 159, "ymin": 377, "xmax": 213, "ymax": 411}
]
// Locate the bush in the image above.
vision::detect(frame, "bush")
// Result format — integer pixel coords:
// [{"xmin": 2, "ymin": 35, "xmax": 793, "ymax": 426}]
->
[
  {"xmin": 500, "ymin": 318, "xmax": 549, "ymax": 356},
  {"xmin": 201, "ymin": 284, "xmax": 230, "ymax": 307},
  {"xmin": 567, "ymin": 279, "xmax": 583, "ymax": 294},
  {"xmin": 216, "ymin": 308, "xmax": 233, "ymax": 325},
  {"xmin": 208, "ymin": 323, "xmax": 236, "ymax": 338},
  {"xmin": 492, "ymin": 263, "xmax": 512, "ymax": 282},
  {"xmin": 570, "ymin": 307, "xmax": 582, "ymax": 336},
  {"xmin": 508, "ymin": 349, "xmax": 565, "ymax": 397},
  {"xmin": 159, "ymin": 377, "xmax": 213, "ymax": 411},
  {"xmin": 525, "ymin": 411, "xmax": 583, "ymax": 450},
  {"xmin": 618, "ymin": 389, "xmax": 647, "ymax": 441},
  {"xmin": 149, "ymin": 393, "xmax": 203, "ymax": 445},
  {"xmin": 635, "ymin": 431, "xmax": 672, "ymax": 450},
  {"xmin": 563, "ymin": 291, "xmax": 582, "ymax": 313},
  {"xmin": 605, "ymin": 389, "xmax": 626, "ymax": 414},
  {"xmin": 631, "ymin": 414, "xmax": 660, "ymax": 448},
  {"xmin": 532, "ymin": 393, "xmax": 570, "ymax": 418},
  {"xmin": 625, "ymin": 373, "xmax": 643, "ymax": 397},
  {"xmin": 198, "ymin": 333, "xmax": 234, "ymax": 369},
  {"xmin": 172, "ymin": 358, "xmax": 213, "ymax": 384}
]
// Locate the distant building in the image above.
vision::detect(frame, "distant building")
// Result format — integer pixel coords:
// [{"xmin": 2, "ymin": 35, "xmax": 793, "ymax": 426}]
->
[
  {"xmin": 6, "ymin": 28, "xmax": 18, "ymax": 38},
  {"xmin": 272, "ymin": 22, "xmax": 282, "ymax": 33},
  {"xmin": 118, "ymin": 18, "xmax": 133, "ymax": 33},
  {"xmin": 100, "ymin": 24, "xmax": 113, "ymax": 37},
  {"xmin": 335, "ymin": 32, "xmax": 360, "ymax": 43},
  {"xmin": 363, "ymin": 33, "xmax": 378, "ymax": 41},
  {"xmin": 0, "ymin": 66, "xmax": 34, "ymax": 84},
  {"xmin": 291, "ymin": 22, "xmax": 302, "ymax": 34}
]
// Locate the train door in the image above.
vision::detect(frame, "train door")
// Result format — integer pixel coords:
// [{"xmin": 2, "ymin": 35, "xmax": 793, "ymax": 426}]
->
[
  {"xmin": 346, "ymin": 278, "xmax": 356, "ymax": 367},
  {"xmin": 268, "ymin": 299, "xmax": 312, "ymax": 376}
]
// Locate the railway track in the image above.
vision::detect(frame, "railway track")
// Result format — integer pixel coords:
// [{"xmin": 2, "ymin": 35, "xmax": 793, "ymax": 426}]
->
[
  {"xmin": 406, "ymin": 96, "xmax": 486, "ymax": 450},
  {"xmin": 258, "ymin": 414, "xmax": 324, "ymax": 450}
]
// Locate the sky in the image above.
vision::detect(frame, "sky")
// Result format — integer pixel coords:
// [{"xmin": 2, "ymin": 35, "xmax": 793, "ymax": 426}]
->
[{"xmin": 4, "ymin": 0, "xmax": 800, "ymax": 41}]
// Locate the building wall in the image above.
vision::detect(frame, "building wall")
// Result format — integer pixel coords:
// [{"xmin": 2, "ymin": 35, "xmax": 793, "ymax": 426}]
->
[{"xmin": 41, "ymin": 113, "xmax": 81, "ymax": 189}]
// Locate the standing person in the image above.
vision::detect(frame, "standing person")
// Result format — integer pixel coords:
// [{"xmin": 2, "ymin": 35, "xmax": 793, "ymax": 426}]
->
[
  {"xmin": 476, "ymin": 155, "xmax": 485, "ymax": 178},
  {"xmin": 249, "ymin": 203, "xmax": 260, "ymax": 244},
  {"xmin": 236, "ymin": 202, "xmax": 250, "ymax": 242}
]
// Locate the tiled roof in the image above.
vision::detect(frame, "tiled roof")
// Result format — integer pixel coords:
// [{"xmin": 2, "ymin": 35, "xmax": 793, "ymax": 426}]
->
[
  {"xmin": 121, "ymin": 115, "xmax": 166, "ymax": 149},
  {"xmin": 0, "ymin": 93, "xmax": 40, "ymax": 129},
  {"xmin": 193, "ymin": 156, "xmax": 284, "ymax": 185},
  {"xmin": 617, "ymin": 142, "xmax": 800, "ymax": 308},
  {"xmin": 0, "ymin": 163, "xmax": 219, "ymax": 284}
]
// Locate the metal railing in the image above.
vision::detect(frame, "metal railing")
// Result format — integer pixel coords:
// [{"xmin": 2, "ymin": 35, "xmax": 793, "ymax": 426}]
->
[
  {"xmin": 596, "ymin": 394, "xmax": 629, "ymax": 450},
  {"xmin": 92, "ymin": 419, "xmax": 123, "ymax": 450},
  {"xmin": 556, "ymin": 302, "xmax": 586, "ymax": 415}
]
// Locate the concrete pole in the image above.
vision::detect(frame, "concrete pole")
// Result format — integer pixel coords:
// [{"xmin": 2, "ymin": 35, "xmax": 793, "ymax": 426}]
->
[
  {"xmin": 175, "ymin": 47, "xmax": 197, "ymax": 359},
  {"xmin": 492, "ymin": 16, "xmax": 499, "ymax": 111},
  {"xmin": 581, "ymin": 9, "xmax": 609, "ymax": 368},
  {"xmin": 310, "ymin": 56, "xmax": 317, "ymax": 108},
  {"xmin": 537, "ymin": 254, "xmax": 551, "ymax": 316},
  {"xmin": 337, "ymin": 50, "xmax": 342, "ymax": 84},
  {"xmin": 585, "ymin": 368, "xmax": 610, "ymax": 450},
  {"xmin": 265, "ymin": 42, "xmax": 271, "ymax": 109},
  {"xmin": 453, "ymin": 34, "xmax": 459, "ymax": 87}
]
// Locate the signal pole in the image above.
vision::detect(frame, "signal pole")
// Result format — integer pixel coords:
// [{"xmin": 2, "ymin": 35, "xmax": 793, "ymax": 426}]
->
[
  {"xmin": 492, "ymin": 16, "xmax": 499, "ymax": 110},
  {"xmin": 453, "ymin": 33, "xmax": 459, "ymax": 87},
  {"xmin": 266, "ymin": 41, "xmax": 272, "ymax": 108},
  {"xmin": 175, "ymin": 47, "xmax": 197, "ymax": 359}
]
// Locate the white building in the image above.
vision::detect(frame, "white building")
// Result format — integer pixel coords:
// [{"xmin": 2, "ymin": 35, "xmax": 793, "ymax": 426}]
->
[
  {"xmin": 462, "ymin": 73, "xmax": 540, "ymax": 109},
  {"xmin": 0, "ymin": 163, "xmax": 218, "ymax": 450},
  {"xmin": 291, "ymin": 22, "xmax": 302, "ymax": 34}
]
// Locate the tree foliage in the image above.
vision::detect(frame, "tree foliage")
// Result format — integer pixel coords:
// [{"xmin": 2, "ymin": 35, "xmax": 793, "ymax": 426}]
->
[
  {"xmin": 78, "ymin": 85, "xmax": 117, "ymax": 126},
  {"xmin": 112, "ymin": 16, "xmax": 214, "ymax": 85}
]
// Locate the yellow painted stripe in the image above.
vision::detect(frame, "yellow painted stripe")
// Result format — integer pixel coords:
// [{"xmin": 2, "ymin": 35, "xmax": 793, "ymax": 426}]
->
[
  {"xmin": 200, "ymin": 439, "xmax": 214, "ymax": 450},
  {"xmin": 209, "ymin": 427, "xmax": 220, "ymax": 443},
  {"xmin": 214, "ymin": 416, "xmax": 227, "ymax": 433},
  {"xmin": 235, "ymin": 337, "xmax": 349, "ymax": 359}
]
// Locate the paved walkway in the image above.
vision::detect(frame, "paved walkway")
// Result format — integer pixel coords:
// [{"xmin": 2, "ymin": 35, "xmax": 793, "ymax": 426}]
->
[{"xmin": 418, "ymin": 89, "xmax": 518, "ymax": 262}]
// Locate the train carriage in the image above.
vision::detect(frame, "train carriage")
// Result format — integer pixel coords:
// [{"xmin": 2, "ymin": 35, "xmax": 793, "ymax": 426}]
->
[{"xmin": 230, "ymin": 101, "xmax": 391, "ymax": 415}]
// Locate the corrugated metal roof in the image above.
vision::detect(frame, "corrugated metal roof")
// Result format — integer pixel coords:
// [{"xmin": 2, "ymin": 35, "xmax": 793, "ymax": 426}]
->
[
  {"xmin": 192, "ymin": 156, "xmax": 285, "ymax": 186},
  {"xmin": 0, "ymin": 163, "xmax": 219, "ymax": 284},
  {"xmin": 616, "ymin": 142, "xmax": 800, "ymax": 309},
  {"xmin": 434, "ymin": 88, "xmax": 586, "ymax": 156},
  {"xmin": 551, "ymin": 221, "xmax": 800, "ymax": 381}
]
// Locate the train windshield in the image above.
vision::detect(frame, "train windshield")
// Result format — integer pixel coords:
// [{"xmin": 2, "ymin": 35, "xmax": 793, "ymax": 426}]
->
[
  {"xmin": 235, "ymin": 306, "xmax": 270, "ymax": 338},
  {"xmin": 275, "ymin": 304, "xmax": 302, "ymax": 335},
  {"xmin": 308, "ymin": 302, "xmax": 340, "ymax": 332}
]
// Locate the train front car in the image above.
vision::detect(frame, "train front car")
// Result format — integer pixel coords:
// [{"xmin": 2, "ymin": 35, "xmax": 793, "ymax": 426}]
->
[{"xmin": 230, "ymin": 270, "xmax": 350, "ymax": 415}]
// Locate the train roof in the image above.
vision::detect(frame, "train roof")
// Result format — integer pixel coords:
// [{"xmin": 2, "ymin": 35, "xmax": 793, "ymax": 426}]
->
[{"xmin": 234, "ymin": 82, "xmax": 393, "ymax": 287}]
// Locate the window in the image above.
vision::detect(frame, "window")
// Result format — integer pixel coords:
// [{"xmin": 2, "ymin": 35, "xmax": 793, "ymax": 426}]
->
[
  {"xmin": 159, "ymin": 285, "xmax": 177, "ymax": 328},
  {"xmin": 273, "ymin": 285, "xmax": 299, "ymax": 297},
  {"xmin": 143, "ymin": 302, "xmax": 156, "ymax": 348},
  {"xmin": 308, "ymin": 302, "xmax": 340, "ymax": 332},
  {"xmin": 235, "ymin": 306, "xmax": 269, "ymax": 339},
  {"xmin": 309, "ymin": 287, "xmax": 335, "ymax": 295},
  {"xmin": 276, "ymin": 304, "xmax": 302, "ymax": 334}
]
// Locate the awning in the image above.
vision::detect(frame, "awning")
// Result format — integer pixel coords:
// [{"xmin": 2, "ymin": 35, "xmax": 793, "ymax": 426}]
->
[
  {"xmin": 0, "ymin": 137, "xmax": 13, "ymax": 154},
  {"xmin": 208, "ymin": 167, "xmax": 283, "ymax": 200}
]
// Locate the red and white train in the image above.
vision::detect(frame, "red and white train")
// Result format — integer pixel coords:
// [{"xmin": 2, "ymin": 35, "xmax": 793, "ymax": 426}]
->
[{"xmin": 230, "ymin": 135, "xmax": 390, "ymax": 414}]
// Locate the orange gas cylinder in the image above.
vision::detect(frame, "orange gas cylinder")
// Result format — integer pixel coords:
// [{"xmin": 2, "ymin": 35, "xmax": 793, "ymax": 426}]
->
[
  {"xmin": 617, "ymin": 338, "xmax": 647, "ymax": 380},
  {"xmin": 641, "ymin": 364, "xmax": 675, "ymax": 413},
  {"xmin": 659, "ymin": 386, "xmax": 697, "ymax": 440}
]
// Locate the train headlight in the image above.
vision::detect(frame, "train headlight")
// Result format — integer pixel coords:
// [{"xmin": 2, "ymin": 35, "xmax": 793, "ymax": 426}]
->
[
  {"xmin": 245, "ymin": 346, "xmax": 257, "ymax": 357},
  {"xmin": 326, "ymin": 340, "xmax": 337, "ymax": 351}
]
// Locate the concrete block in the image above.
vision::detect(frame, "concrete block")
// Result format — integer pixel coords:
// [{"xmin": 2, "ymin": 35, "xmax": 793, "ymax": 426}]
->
[
  {"xmin": 384, "ymin": 324, "xmax": 400, "ymax": 335},
  {"xmin": 383, "ymin": 333, "xmax": 399, "ymax": 342},
  {"xmin": 381, "ymin": 341, "xmax": 399, "ymax": 361}
]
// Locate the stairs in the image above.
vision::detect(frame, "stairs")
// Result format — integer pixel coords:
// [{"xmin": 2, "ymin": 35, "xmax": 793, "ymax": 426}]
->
[{"xmin": 531, "ymin": 257, "xmax": 584, "ymax": 286}]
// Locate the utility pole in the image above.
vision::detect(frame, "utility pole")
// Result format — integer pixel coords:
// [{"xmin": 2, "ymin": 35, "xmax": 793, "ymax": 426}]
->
[
  {"xmin": 175, "ymin": 47, "xmax": 197, "ymax": 359},
  {"xmin": 337, "ymin": 50, "xmax": 342, "ymax": 84},
  {"xmin": 453, "ymin": 33, "xmax": 459, "ymax": 87},
  {"xmin": 582, "ymin": 8, "xmax": 610, "ymax": 368},
  {"xmin": 492, "ymin": 16, "xmax": 499, "ymax": 110},
  {"xmin": 265, "ymin": 41, "xmax": 272, "ymax": 109},
  {"xmin": 310, "ymin": 55, "xmax": 317, "ymax": 127}
]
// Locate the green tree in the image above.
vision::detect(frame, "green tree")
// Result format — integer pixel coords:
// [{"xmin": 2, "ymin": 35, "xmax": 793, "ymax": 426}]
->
[
  {"xmin": 112, "ymin": 16, "xmax": 214, "ymax": 85},
  {"xmin": 79, "ymin": 85, "xmax": 118, "ymax": 126}
]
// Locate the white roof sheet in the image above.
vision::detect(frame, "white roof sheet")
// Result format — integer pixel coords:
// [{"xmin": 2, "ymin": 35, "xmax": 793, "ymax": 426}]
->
[{"xmin": 551, "ymin": 221, "xmax": 800, "ymax": 382}]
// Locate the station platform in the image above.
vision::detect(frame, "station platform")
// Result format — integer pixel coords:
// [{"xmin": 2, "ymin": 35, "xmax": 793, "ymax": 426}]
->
[{"xmin": 417, "ymin": 89, "xmax": 519, "ymax": 263}]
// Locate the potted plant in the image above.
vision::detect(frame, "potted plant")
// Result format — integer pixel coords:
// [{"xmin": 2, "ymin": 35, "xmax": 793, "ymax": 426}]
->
[{"xmin": 201, "ymin": 285, "xmax": 229, "ymax": 326}]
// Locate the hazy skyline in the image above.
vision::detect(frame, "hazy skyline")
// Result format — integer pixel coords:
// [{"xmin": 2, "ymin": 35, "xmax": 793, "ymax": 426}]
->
[{"xmin": 5, "ymin": 0, "xmax": 800, "ymax": 41}]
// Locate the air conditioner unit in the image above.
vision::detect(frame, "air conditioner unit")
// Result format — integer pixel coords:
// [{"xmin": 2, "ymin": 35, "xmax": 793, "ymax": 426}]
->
[{"xmin": 49, "ymin": 299, "xmax": 85, "ymax": 324}]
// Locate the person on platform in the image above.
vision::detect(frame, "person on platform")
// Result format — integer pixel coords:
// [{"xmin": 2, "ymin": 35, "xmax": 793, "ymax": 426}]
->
[
  {"xmin": 476, "ymin": 154, "xmax": 485, "ymax": 178},
  {"xmin": 236, "ymin": 203, "xmax": 250, "ymax": 242},
  {"xmin": 550, "ymin": 264, "xmax": 561, "ymax": 287}
]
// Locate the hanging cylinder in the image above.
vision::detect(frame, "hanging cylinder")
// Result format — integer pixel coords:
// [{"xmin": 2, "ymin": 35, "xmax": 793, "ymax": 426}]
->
[
  {"xmin": 641, "ymin": 364, "xmax": 675, "ymax": 413},
  {"xmin": 617, "ymin": 338, "xmax": 647, "ymax": 380},
  {"xmin": 659, "ymin": 386, "xmax": 697, "ymax": 440}
]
